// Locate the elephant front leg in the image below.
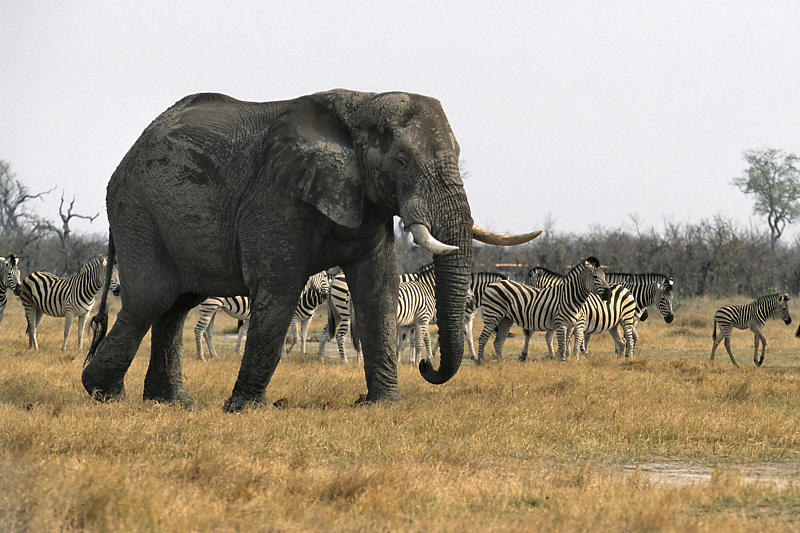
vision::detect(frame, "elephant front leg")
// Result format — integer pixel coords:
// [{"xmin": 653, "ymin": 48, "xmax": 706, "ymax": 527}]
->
[
  {"xmin": 343, "ymin": 243, "xmax": 402, "ymax": 403},
  {"xmin": 143, "ymin": 295, "xmax": 202, "ymax": 408}
]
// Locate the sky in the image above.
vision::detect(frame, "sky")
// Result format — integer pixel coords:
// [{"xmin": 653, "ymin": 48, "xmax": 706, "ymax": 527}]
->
[{"xmin": 2, "ymin": 1, "xmax": 799, "ymax": 239}]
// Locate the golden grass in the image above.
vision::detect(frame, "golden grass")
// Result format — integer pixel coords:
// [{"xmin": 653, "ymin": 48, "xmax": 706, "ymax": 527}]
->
[{"xmin": 1, "ymin": 295, "xmax": 799, "ymax": 531}]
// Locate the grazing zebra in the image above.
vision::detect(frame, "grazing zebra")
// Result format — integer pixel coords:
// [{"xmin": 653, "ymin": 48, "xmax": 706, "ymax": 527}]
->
[
  {"xmin": 1, "ymin": 255, "xmax": 21, "ymax": 324},
  {"xmin": 194, "ymin": 271, "xmax": 329, "ymax": 361},
  {"xmin": 711, "ymin": 293, "xmax": 792, "ymax": 367},
  {"xmin": 527, "ymin": 267, "xmax": 639, "ymax": 358},
  {"xmin": 478, "ymin": 257, "xmax": 610, "ymax": 363},
  {"xmin": 317, "ymin": 272, "xmax": 362, "ymax": 362},
  {"xmin": 193, "ymin": 295, "xmax": 250, "ymax": 361},
  {"xmin": 19, "ymin": 256, "xmax": 119, "ymax": 350},
  {"xmin": 284, "ymin": 271, "xmax": 330, "ymax": 355}
]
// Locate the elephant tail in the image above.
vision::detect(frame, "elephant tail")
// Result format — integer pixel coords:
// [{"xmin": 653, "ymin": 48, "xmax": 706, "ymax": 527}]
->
[{"xmin": 84, "ymin": 232, "xmax": 115, "ymax": 367}]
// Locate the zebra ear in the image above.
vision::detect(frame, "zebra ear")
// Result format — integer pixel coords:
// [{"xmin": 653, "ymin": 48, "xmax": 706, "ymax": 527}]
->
[
  {"xmin": 584, "ymin": 257, "xmax": 600, "ymax": 268},
  {"xmin": 8, "ymin": 254, "xmax": 17, "ymax": 267},
  {"xmin": 262, "ymin": 94, "xmax": 363, "ymax": 229}
]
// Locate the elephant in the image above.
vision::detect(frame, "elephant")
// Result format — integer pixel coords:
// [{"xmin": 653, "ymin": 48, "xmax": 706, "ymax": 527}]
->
[{"xmin": 81, "ymin": 89, "xmax": 541, "ymax": 411}]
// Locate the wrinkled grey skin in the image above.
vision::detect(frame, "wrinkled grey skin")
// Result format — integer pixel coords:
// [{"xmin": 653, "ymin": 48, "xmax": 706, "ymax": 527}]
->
[{"xmin": 82, "ymin": 90, "xmax": 475, "ymax": 411}]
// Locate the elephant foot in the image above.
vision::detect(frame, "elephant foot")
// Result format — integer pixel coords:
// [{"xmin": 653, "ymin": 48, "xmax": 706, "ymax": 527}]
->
[
  {"xmin": 361, "ymin": 389, "xmax": 403, "ymax": 404},
  {"xmin": 82, "ymin": 366, "xmax": 126, "ymax": 402},
  {"xmin": 143, "ymin": 384, "xmax": 196, "ymax": 410},
  {"xmin": 223, "ymin": 393, "xmax": 269, "ymax": 413}
]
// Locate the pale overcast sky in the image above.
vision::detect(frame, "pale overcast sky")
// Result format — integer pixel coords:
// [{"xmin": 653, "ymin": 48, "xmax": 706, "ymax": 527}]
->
[{"xmin": 2, "ymin": 1, "xmax": 799, "ymax": 238}]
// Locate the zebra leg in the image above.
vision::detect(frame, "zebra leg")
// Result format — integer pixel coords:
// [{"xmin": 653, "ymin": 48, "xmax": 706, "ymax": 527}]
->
[
  {"xmin": 751, "ymin": 326, "xmax": 767, "ymax": 367},
  {"xmin": 335, "ymin": 318, "xmax": 350, "ymax": 363},
  {"xmin": 492, "ymin": 317, "xmax": 513, "ymax": 359},
  {"xmin": 194, "ymin": 312, "xmax": 211, "ymax": 361},
  {"xmin": 544, "ymin": 330, "xmax": 556, "ymax": 359},
  {"xmin": 285, "ymin": 319, "xmax": 300, "ymax": 355},
  {"xmin": 299, "ymin": 317, "xmax": 312, "ymax": 354},
  {"xmin": 235, "ymin": 320, "xmax": 248, "ymax": 355},
  {"xmin": 464, "ymin": 315, "xmax": 476, "ymax": 361},
  {"xmin": 204, "ymin": 314, "xmax": 220, "ymax": 359},
  {"xmin": 76, "ymin": 312, "xmax": 90, "ymax": 350},
  {"xmin": 62, "ymin": 311, "xmax": 74, "ymax": 351},
  {"xmin": 143, "ymin": 294, "xmax": 204, "ymax": 408},
  {"xmin": 556, "ymin": 325, "xmax": 569, "ymax": 362},
  {"xmin": 520, "ymin": 329, "xmax": 532, "ymax": 361},
  {"xmin": 477, "ymin": 311, "xmax": 502, "ymax": 364}
]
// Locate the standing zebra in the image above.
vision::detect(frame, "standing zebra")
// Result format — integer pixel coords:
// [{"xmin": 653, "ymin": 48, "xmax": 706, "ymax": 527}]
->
[
  {"xmin": 193, "ymin": 295, "xmax": 250, "ymax": 360},
  {"xmin": 194, "ymin": 271, "xmax": 329, "ymax": 360},
  {"xmin": 527, "ymin": 266, "xmax": 639, "ymax": 358},
  {"xmin": 528, "ymin": 267, "xmax": 675, "ymax": 356},
  {"xmin": 0, "ymin": 255, "xmax": 21, "ymax": 324},
  {"xmin": 711, "ymin": 293, "xmax": 792, "ymax": 367},
  {"xmin": 19, "ymin": 256, "xmax": 119, "ymax": 350},
  {"xmin": 396, "ymin": 264, "xmax": 437, "ymax": 364},
  {"xmin": 317, "ymin": 272, "xmax": 362, "ymax": 362},
  {"xmin": 478, "ymin": 257, "xmax": 611, "ymax": 363}
]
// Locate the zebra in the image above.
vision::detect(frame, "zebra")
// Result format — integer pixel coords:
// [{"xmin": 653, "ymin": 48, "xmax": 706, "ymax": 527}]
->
[
  {"xmin": 526, "ymin": 266, "xmax": 639, "ymax": 358},
  {"xmin": 604, "ymin": 272, "xmax": 675, "ymax": 326},
  {"xmin": 528, "ymin": 267, "xmax": 675, "ymax": 356},
  {"xmin": 193, "ymin": 295, "xmax": 250, "ymax": 361},
  {"xmin": 711, "ymin": 293, "xmax": 792, "ymax": 367},
  {"xmin": 284, "ymin": 271, "xmax": 330, "ymax": 356},
  {"xmin": 0, "ymin": 255, "xmax": 21, "ymax": 324},
  {"xmin": 477, "ymin": 257, "xmax": 610, "ymax": 363},
  {"xmin": 19, "ymin": 256, "xmax": 120, "ymax": 350},
  {"xmin": 396, "ymin": 264, "xmax": 437, "ymax": 364},
  {"xmin": 317, "ymin": 272, "xmax": 362, "ymax": 362},
  {"xmin": 194, "ymin": 271, "xmax": 329, "ymax": 361}
]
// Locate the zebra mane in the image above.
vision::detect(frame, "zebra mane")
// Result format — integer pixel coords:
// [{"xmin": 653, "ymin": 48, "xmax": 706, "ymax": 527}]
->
[
  {"xmin": 416, "ymin": 262, "xmax": 435, "ymax": 274},
  {"xmin": 527, "ymin": 265, "xmax": 563, "ymax": 277}
]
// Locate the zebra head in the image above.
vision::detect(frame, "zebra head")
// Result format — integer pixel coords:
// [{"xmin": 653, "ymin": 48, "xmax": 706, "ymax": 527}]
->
[
  {"xmin": 657, "ymin": 277, "xmax": 675, "ymax": 323},
  {"xmin": 110, "ymin": 264, "xmax": 121, "ymax": 296},
  {"xmin": 306, "ymin": 271, "xmax": 330, "ymax": 299},
  {"xmin": 585, "ymin": 257, "xmax": 611, "ymax": 301},
  {"xmin": 1, "ymin": 255, "xmax": 22, "ymax": 296},
  {"xmin": 777, "ymin": 293, "xmax": 792, "ymax": 325}
]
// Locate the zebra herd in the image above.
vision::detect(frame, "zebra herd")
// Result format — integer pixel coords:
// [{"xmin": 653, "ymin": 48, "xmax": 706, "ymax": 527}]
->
[{"xmin": 0, "ymin": 253, "xmax": 796, "ymax": 368}]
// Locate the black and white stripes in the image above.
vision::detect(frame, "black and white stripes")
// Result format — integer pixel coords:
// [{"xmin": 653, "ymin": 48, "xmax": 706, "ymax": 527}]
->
[
  {"xmin": 0, "ymin": 255, "xmax": 21, "ymax": 324},
  {"xmin": 19, "ymin": 256, "xmax": 119, "ymax": 350},
  {"xmin": 711, "ymin": 293, "xmax": 791, "ymax": 367}
]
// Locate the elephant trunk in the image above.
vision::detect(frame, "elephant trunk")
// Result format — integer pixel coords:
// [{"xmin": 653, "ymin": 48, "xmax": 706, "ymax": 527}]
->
[{"xmin": 401, "ymin": 161, "xmax": 473, "ymax": 385}]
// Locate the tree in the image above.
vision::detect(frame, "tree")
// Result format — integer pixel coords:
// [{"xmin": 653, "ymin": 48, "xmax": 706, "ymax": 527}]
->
[
  {"xmin": 0, "ymin": 159, "xmax": 54, "ymax": 248},
  {"xmin": 732, "ymin": 148, "xmax": 800, "ymax": 250},
  {"xmin": 44, "ymin": 191, "xmax": 99, "ymax": 272}
]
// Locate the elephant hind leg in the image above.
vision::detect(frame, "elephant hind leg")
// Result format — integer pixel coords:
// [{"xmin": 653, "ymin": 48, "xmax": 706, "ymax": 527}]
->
[{"xmin": 143, "ymin": 293, "xmax": 204, "ymax": 408}]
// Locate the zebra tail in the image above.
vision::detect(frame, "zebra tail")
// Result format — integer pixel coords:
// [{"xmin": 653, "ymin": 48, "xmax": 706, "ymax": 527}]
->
[
  {"xmin": 712, "ymin": 319, "xmax": 716, "ymax": 341},
  {"xmin": 84, "ymin": 233, "xmax": 115, "ymax": 367},
  {"xmin": 795, "ymin": 321, "xmax": 800, "ymax": 338}
]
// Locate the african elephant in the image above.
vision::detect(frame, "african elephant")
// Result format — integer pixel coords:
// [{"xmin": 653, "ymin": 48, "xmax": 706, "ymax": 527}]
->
[{"xmin": 81, "ymin": 89, "xmax": 540, "ymax": 411}]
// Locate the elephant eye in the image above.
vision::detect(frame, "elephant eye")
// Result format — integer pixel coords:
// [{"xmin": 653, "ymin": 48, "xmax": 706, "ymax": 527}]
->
[{"xmin": 392, "ymin": 152, "xmax": 409, "ymax": 167}]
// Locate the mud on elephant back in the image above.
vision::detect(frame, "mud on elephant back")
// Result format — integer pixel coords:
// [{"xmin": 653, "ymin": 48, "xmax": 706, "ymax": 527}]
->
[{"xmin": 81, "ymin": 89, "xmax": 541, "ymax": 411}]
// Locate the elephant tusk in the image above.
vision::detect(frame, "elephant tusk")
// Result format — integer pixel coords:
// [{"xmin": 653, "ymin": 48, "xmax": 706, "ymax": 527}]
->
[
  {"xmin": 408, "ymin": 224, "xmax": 459, "ymax": 255},
  {"xmin": 472, "ymin": 223, "xmax": 542, "ymax": 246}
]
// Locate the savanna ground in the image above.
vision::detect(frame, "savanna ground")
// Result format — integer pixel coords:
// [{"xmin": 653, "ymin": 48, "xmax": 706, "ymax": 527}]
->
[{"xmin": 1, "ymin": 294, "xmax": 799, "ymax": 532}]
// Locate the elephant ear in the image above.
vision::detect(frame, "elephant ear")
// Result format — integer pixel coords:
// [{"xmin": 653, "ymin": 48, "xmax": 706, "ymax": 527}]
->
[{"xmin": 262, "ymin": 96, "xmax": 363, "ymax": 228}]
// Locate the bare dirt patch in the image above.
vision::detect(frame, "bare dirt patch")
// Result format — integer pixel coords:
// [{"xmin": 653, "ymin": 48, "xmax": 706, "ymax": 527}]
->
[{"xmin": 616, "ymin": 461, "xmax": 800, "ymax": 487}]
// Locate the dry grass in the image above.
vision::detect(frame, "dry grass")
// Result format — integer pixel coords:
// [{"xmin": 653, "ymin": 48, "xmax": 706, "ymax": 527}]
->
[{"xmin": 1, "ymin": 295, "xmax": 799, "ymax": 531}]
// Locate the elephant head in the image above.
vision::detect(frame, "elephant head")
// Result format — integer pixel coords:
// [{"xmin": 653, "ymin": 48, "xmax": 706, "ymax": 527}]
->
[{"xmin": 263, "ymin": 90, "xmax": 540, "ymax": 385}]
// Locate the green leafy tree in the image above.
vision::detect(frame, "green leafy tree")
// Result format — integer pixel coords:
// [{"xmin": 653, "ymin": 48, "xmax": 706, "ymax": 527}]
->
[{"xmin": 732, "ymin": 148, "xmax": 800, "ymax": 250}]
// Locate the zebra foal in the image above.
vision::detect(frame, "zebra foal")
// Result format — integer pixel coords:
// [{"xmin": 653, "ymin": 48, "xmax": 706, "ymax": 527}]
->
[
  {"xmin": 711, "ymin": 293, "xmax": 792, "ymax": 367},
  {"xmin": 19, "ymin": 256, "xmax": 120, "ymax": 350},
  {"xmin": 1, "ymin": 255, "xmax": 21, "ymax": 324}
]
